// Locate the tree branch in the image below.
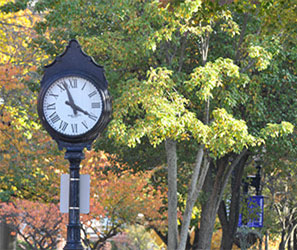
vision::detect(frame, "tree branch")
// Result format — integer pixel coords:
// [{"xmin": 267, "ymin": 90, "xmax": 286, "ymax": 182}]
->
[
  {"xmin": 177, "ymin": 146, "xmax": 204, "ymax": 250},
  {"xmin": 218, "ymin": 200, "xmax": 229, "ymax": 229},
  {"xmin": 178, "ymin": 32, "xmax": 188, "ymax": 73},
  {"xmin": 235, "ymin": 13, "xmax": 249, "ymax": 64},
  {"xmin": 218, "ymin": 149, "xmax": 249, "ymax": 208}
]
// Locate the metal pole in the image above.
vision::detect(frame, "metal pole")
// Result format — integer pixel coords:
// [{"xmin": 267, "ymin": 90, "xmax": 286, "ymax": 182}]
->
[{"xmin": 64, "ymin": 148, "xmax": 85, "ymax": 250}]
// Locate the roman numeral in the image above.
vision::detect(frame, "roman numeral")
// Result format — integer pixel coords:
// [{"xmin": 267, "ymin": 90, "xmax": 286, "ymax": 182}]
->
[
  {"xmin": 81, "ymin": 82, "xmax": 87, "ymax": 90},
  {"xmin": 69, "ymin": 79, "xmax": 77, "ymax": 88},
  {"xmin": 59, "ymin": 121, "xmax": 68, "ymax": 132},
  {"xmin": 91, "ymin": 102, "xmax": 101, "ymax": 109},
  {"xmin": 49, "ymin": 93, "xmax": 58, "ymax": 99},
  {"xmin": 46, "ymin": 103, "xmax": 56, "ymax": 110},
  {"xmin": 49, "ymin": 112, "xmax": 60, "ymax": 123},
  {"xmin": 88, "ymin": 114, "xmax": 98, "ymax": 121},
  {"xmin": 88, "ymin": 91, "xmax": 97, "ymax": 98},
  {"xmin": 71, "ymin": 124, "xmax": 78, "ymax": 133},
  {"xmin": 82, "ymin": 121, "xmax": 88, "ymax": 129},
  {"xmin": 57, "ymin": 83, "xmax": 65, "ymax": 91}
]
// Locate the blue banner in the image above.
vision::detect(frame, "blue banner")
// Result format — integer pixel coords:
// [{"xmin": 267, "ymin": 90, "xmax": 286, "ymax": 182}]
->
[{"xmin": 238, "ymin": 195, "xmax": 264, "ymax": 228}]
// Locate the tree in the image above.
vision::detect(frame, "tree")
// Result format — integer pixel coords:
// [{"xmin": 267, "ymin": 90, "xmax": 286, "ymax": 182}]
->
[
  {"xmin": 0, "ymin": 2, "xmax": 166, "ymax": 249},
  {"xmin": 0, "ymin": 199, "xmax": 63, "ymax": 250},
  {"xmin": 262, "ymin": 160, "xmax": 297, "ymax": 250},
  {"xmin": 0, "ymin": 0, "xmax": 62, "ymax": 203},
  {"xmin": 104, "ymin": 2, "xmax": 293, "ymax": 249},
  {"xmin": 80, "ymin": 150, "xmax": 165, "ymax": 249},
  {"xmin": 4, "ymin": 1, "xmax": 295, "ymax": 250},
  {"xmin": 218, "ymin": 34, "xmax": 297, "ymax": 249},
  {"xmin": 0, "ymin": 3, "xmax": 67, "ymax": 248},
  {"xmin": 0, "ymin": 148, "xmax": 165, "ymax": 250}
]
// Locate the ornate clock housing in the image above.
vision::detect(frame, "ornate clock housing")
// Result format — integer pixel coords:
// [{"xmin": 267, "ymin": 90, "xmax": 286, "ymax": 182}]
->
[{"xmin": 37, "ymin": 40, "xmax": 112, "ymax": 149}]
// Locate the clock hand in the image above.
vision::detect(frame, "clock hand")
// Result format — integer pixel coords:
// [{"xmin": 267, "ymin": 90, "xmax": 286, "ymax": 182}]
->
[
  {"xmin": 73, "ymin": 104, "xmax": 90, "ymax": 116},
  {"xmin": 65, "ymin": 101, "xmax": 91, "ymax": 116},
  {"xmin": 63, "ymin": 82, "xmax": 77, "ymax": 115},
  {"xmin": 65, "ymin": 100, "xmax": 78, "ymax": 116}
]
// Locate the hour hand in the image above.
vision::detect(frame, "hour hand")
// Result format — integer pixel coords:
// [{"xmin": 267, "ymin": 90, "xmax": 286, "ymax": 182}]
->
[{"xmin": 65, "ymin": 100, "xmax": 80, "ymax": 115}]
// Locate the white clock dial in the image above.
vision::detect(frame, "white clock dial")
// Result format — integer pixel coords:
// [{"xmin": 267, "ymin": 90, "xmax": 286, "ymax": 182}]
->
[{"xmin": 43, "ymin": 76, "xmax": 103, "ymax": 136}]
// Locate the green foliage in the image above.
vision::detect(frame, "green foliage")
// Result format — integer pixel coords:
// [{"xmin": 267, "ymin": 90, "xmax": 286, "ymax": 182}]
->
[
  {"xmin": 109, "ymin": 67, "xmax": 194, "ymax": 147},
  {"xmin": 206, "ymin": 108, "xmax": 258, "ymax": 158},
  {"xmin": 5, "ymin": 0, "xmax": 297, "ymax": 246},
  {"xmin": 185, "ymin": 57, "xmax": 249, "ymax": 111},
  {"xmin": 0, "ymin": 0, "xmax": 29, "ymax": 13},
  {"xmin": 260, "ymin": 122, "xmax": 294, "ymax": 139},
  {"xmin": 247, "ymin": 45, "xmax": 272, "ymax": 71}
]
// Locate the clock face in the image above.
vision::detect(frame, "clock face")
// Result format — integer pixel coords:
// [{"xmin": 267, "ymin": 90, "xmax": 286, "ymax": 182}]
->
[{"xmin": 42, "ymin": 76, "xmax": 103, "ymax": 136}]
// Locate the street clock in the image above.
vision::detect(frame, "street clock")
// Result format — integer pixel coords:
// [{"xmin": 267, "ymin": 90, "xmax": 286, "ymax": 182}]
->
[{"xmin": 37, "ymin": 39, "xmax": 112, "ymax": 149}]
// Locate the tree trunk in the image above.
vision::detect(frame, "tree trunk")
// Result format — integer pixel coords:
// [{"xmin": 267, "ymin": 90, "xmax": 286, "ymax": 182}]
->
[
  {"xmin": 196, "ymin": 161, "xmax": 224, "ymax": 250},
  {"xmin": 219, "ymin": 201, "xmax": 234, "ymax": 250},
  {"xmin": 198, "ymin": 200, "xmax": 218, "ymax": 250},
  {"xmin": 192, "ymin": 227, "xmax": 200, "ymax": 249},
  {"xmin": 0, "ymin": 223, "xmax": 16, "ymax": 250},
  {"xmin": 293, "ymin": 229, "xmax": 297, "ymax": 249},
  {"xmin": 195, "ymin": 151, "xmax": 248, "ymax": 250},
  {"xmin": 265, "ymin": 231, "xmax": 269, "ymax": 250},
  {"xmin": 165, "ymin": 138, "xmax": 178, "ymax": 250},
  {"xmin": 219, "ymin": 154, "xmax": 249, "ymax": 250},
  {"xmin": 279, "ymin": 230, "xmax": 286, "ymax": 250}
]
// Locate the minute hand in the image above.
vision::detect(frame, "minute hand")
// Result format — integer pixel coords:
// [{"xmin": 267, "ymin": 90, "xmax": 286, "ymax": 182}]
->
[{"xmin": 63, "ymin": 83, "xmax": 77, "ymax": 115}]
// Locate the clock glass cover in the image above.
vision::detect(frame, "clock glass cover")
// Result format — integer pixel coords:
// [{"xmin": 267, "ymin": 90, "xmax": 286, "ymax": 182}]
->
[{"xmin": 42, "ymin": 76, "xmax": 103, "ymax": 136}]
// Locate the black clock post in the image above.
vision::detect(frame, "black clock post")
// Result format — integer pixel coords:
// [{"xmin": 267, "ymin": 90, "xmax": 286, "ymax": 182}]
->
[
  {"xmin": 37, "ymin": 40, "xmax": 112, "ymax": 250},
  {"xmin": 64, "ymin": 146, "xmax": 85, "ymax": 250}
]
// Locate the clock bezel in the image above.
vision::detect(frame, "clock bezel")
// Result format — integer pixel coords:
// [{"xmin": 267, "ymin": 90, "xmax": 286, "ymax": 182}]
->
[{"xmin": 38, "ymin": 71, "xmax": 108, "ymax": 144}]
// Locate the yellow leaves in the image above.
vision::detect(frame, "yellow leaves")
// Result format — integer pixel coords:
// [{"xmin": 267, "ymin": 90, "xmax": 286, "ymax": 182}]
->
[
  {"xmin": 3, "ymin": 154, "xmax": 11, "ymax": 160},
  {"xmin": 110, "ymin": 67, "xmax": 194, "ymax": 147},
  {"xmin": 218, "ymin": 10, "xmax": 240, "ymax": 37},
  {"xmin": 0, "ymin": 90, "xmax": 63, "ymax": 200},
  {"xmin": 0, "ymin": 7, "xmax": 36, "ymax": 65},
  {"xmin": 260, "ymin": 121, "xmax": 294, "ymax": 139},
  {"xmin": 204, "ymin": 108, "xmax": 258, "ymax": 158},
  {"xmin": 186, "ymin": 57, "xmax": 242, "ymax": 101},
  {"xmin": 247, "ymin": 45, "xmax": 273, "ymax": 71},
  {"xmin": 0, "ymin": 0, "xmax": 8, "ymax": 7},
  {"xmin": 0, "ymin": 8, "xmax": 41, "ymax": 162},
  {"xmin": 110, "ymin": 64, "xmax": 251, "ymax": 156}
]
